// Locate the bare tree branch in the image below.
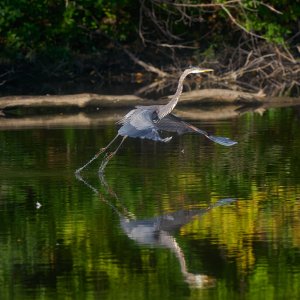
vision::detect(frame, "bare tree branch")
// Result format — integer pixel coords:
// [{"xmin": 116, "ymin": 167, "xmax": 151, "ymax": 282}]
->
[{"xmin": 122, "ymin": 48, "xmax": 170, "ymax": 78}]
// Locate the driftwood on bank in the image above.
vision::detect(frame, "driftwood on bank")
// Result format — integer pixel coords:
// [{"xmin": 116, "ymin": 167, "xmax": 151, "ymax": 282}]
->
[
  {"xmin": 0, "ymin": 108, "xmax": 247, "ymax": 129},
  {"xmin": 0, "ymin": 111, "xmax": 125, "ymax": 129},
  {"xmin": 171, "ymin": 89, "xmax": 265, "ymax": 103},
  {"xmin": 1, "ymin": 99, "xmax": 300, "ymax": 130},
  {"xmin": 1, "ymin": 89, "xmax": 300, "ymax": 112},
  {"xmin": 0, "ymin": 106, "xmax": 243, "ymax": 129},
  {"xmin": 0, "ymin": 93, "xmax": 146, "ymax": 110},
  {"xmin": 0, "ymin": 88, "xmax": 280, "ymax": 111}
]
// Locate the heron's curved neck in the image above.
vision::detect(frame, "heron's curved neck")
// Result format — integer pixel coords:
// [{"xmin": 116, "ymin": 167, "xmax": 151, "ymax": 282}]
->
[{"xmin": 158, "ymin": 70, "xmax": 191, "ymax": 119}]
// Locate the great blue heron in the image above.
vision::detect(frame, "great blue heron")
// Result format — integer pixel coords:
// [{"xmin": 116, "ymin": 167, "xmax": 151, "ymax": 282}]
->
[{"xmin": 76, "ymin": 67, "xmax": 237, "ymax": 174}]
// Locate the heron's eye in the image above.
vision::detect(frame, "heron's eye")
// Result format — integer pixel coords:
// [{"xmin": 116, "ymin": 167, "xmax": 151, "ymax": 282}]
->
[{"xmin": 152, "ymin": 111, "xmax": 159, "ymax": 123}]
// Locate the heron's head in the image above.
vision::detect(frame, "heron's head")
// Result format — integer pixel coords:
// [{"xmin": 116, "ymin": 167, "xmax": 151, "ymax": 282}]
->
[{"xmin": 188, "ymin": 67, "xmax": 213, "ymax": 74}]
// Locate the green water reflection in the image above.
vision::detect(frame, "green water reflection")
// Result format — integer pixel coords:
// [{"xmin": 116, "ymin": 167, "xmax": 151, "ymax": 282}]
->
[{"xmin": 1, "ymin": 107, "xmax": 300, "ymax": 299}]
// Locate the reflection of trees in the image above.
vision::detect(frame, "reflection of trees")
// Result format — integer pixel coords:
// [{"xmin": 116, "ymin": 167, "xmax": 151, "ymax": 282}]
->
[
  {"xmin": 1, "ymin": 107, "xmax": 300, "ymax": 297},
  {"xmin": 78, "ymin": 173, "xmax": 237, "ymax": 288}
]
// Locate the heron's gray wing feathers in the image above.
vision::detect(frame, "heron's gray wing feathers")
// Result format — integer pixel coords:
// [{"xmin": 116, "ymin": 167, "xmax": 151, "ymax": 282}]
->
[
  {"xmin": 156, "ymin": 114, "xmax": 195, "ymax": 135},
  {"xmin": 158, "ymin": 114, "xmax": 237, "ymax": 146},
  {"xmin": 116, "ymin": 110, "xmax": 136, "ymax": 125},
  {"xmin": 119, "ymin": 122, "xmax": 171, "ymax": 142},
  {"xmin": 117, "ymin": 108, "xmax": 153, "ymax": 129},
  {"xmin": 157, "ymin": 114, "xmax": 209, "ymax": 136},
  {"xmin": 117, "ymin": 108, "xmax": 237, "ymax": 146},
  {"xmin": 204, "ymin": 135, "xmax": 238, "ymax": 146},
  {"xmin": 118, "ymin": 107, "xmax": 172, "ymax": 142}
]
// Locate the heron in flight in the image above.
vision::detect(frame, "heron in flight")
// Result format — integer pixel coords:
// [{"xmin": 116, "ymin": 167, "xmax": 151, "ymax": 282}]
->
[{"xmin": 76, "ymin": 67, "xmax": 237, "ymax": 174}]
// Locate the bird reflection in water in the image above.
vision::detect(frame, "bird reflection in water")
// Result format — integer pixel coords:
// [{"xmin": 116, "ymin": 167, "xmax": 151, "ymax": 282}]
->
[
  {"xmin": 75, "ymin": 67, "xmax": 237, "ymax": 174},
  {"xmin": 76, "ymin": 173, "xmax": 236, "ymax": 288}
]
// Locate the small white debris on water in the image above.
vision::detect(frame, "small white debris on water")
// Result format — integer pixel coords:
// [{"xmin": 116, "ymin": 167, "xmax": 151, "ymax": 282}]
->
[{"xmin": 36, "ymin": 202, "xmax": 42, "ymax": 209}]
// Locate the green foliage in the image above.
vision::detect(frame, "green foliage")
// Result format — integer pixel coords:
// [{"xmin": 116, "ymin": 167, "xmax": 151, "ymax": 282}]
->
[
  {"xmin": 0, "ymin": 0, "xmax": 138, "ymax": 61},
  {"xmin": 0, "ymin": 0, "xmax": 298, "ymax": 63},
  {"xmin": 240, "ymin": 0, "xmax": 299, "ymax": 44},
  {"xmin": 161, "ymin": 0, "xmax": 299, "ymax": 45}
]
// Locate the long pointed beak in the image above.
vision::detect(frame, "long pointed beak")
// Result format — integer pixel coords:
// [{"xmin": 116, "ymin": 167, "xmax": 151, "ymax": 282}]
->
[{"xmin": 199, "ymin": 68, "xmax": 213, "ymax": 73}]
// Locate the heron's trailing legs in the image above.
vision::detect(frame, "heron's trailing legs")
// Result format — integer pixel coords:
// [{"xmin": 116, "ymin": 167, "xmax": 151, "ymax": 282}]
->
[
  {"xmin": 75, "ymin": 134, "xmax": 121, "ymax": 174},
  {"xmin": 98, "ymin": 136, "xmax": 127, "ymax": 174}
]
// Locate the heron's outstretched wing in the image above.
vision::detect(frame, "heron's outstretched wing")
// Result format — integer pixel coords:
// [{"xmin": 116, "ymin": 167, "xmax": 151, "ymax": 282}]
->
[
  {"xmin": 158, "ymin": 114, "xmax": 237, "ymax": 147},
  {"xmin": 118, "ymin": 107, "xmax": 172, "ymax": 142},
  {"xmin": 156, "ymin": 114, "xmax": 195, "ymax": 134},
  {"xmin": 157, "ymin": 114, "xmax": 209, "ymax": 136},
  {"xmin": 203, "ymin": 135, "xmax": 237, "ymax": 146}
]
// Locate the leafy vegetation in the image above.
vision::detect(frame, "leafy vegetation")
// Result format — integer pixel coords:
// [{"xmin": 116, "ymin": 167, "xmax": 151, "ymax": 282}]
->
[
  {"xmin": 0, "ymin": 0, "xmax": 138, "ymax": 61},
  {"xmin": 0, "ymin": 0, "xmax": 298, "ymax": 62},
  {"xmin": 0, "ymin": 1, "xmax": 299, "ymax": 96}
]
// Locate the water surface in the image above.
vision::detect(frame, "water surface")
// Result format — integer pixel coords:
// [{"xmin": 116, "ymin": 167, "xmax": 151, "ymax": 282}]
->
[{"xmin": 1, "ymin": 107, "xmax": 300, "ymax": 299}]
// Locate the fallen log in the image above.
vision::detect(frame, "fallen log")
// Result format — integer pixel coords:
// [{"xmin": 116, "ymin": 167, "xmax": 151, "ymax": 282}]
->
[
  {"xmin": 0, "ymin": 93, "xmax": 147, "ymax": 110},
  {"xmin": 0, "ymin": 89, "xmax": 299, "ymax": 112},
  {"xmin": 0, "ymin": 89, "xmax": 265, "ymax": 111},
  {"xmin": 0, "ymin": 108, "xmax": 237, "ymax": 129},
  {"xmin": 177, "ymin": 89, "xmax": 265, "ymax": 103},
  {"xmin": 1, "ymin": 99, "xmax": 300, "ymax": 129}
]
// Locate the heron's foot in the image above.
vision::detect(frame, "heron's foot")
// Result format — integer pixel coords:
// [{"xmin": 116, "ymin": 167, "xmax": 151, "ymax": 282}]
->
[
  {"xmin": 98, "ymin": 160, "xmax": 107, "ymax": 175},
  {"xmin": 75, "ymin": 171, "xmax": 84, "ymax": 182},
  {"xmin": 75, "ymin": 168, "xmax": 82, "ymax": 175},
  {"xmin": 107, "ymin": 152, "xmax": 115, "ymax": 159},
  {"xmin": 98, "ymin": 152, "xmax": 115, "ymax": 174},
  {"xmin": 98, "ymin": 147, "xmax": 106, "ymax": 154}
]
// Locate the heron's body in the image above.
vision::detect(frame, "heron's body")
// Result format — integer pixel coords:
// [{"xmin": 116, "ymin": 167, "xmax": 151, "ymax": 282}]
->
[
  {"xmin": 76, "ymin": 67, "xmax": 237, "ymax": 174},
  {"xmin": 118, "ymin": 105, "xmax": 172, "ymax": 142}
]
